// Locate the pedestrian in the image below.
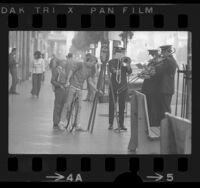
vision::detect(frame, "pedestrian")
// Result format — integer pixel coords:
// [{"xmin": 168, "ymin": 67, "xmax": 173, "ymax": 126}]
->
[
  {"xmin": 65, "ymin": 53, "xmax": 74, "ymax": 76},
  {"xmin": 108, "ymin": 47, "xmax": 132, "ymax": 131},
  {"xmin": 50, "ymin": 55, "xmax": 59, "ymax": 92},
  {"xmin": 58, "ymin": 53, "xmax": 99, "ymax": 131},
  {"xmin": 9, "ymin": 48, "xmax": 20, "ymax": 95},
  {"xmin": 141, "ymin": 49, "xmax": 160, "ymax": 127},
  {"xmin": 30, "ymin": 51, "xmax": 45, "ymax": 98},
  {"xmin": 49, "ymin": 54, "xmax": 58, "ymax": 73},
  {"xmin": 51, "ymin": 60, "xmax": 68, "ymax": 129}
]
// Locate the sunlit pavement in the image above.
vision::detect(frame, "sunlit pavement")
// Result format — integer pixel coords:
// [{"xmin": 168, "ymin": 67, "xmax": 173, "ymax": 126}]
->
[{"xmin": 9, "ymin": 70, "xmax": 170, "ymax": 155}]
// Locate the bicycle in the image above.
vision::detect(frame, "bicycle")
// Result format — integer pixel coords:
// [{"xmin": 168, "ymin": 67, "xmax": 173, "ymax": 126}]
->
[{"xmin": 65, "ymin": 88, "xmax": 79, "ymax": 133}]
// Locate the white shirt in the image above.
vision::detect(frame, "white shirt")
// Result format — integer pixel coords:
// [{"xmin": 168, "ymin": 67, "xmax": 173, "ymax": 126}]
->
[{"xmin": 32, "ymin": 58, "xmax": 45, "ymax": 74}]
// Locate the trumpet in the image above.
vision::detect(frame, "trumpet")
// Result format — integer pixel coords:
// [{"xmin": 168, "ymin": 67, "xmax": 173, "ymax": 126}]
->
[
  {"xmin": 120, "ymin": 56, "xmax": 131, "ymax": 66},
  {"xmin": 115, "ymin": 56, "xmax": 132, "ymax": 84}
]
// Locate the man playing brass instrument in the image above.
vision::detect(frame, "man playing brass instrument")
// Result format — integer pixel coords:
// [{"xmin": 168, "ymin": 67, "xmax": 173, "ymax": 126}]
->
[
  {"xmin": 155, "ymin": 45, "xmax": 178, "ymax": 125},
  {"xmin": 108, "ymin": 47, "xmax": 132, "ymax": 131},
  {"xmin": 141, "ymin": 49, "xmax": 161, "ymax": 127}
]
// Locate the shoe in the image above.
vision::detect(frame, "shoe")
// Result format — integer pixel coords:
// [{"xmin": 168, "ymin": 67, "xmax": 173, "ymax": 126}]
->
[
  {"xmin": 13, "ymin": 91, "xmax": 20, "ymax": 95},
  {"xmin": 120, "ymin": 126, "xmax": 127, "ymax": 131},
  {"xmin": 75, "ymin": 125, "xmax": 85, "ymax": 132},
  {"xmin": 75, "ymin": 127, "xmax": 86, "ymax": 132},
  {"xmin": 58, "ymin": 121, "xmax": 65, "ymax": 130},
  {"xmin": 108, "ymin": 124, "xmax": 113, "ymax": 130},
  {"xmin": 114, "ymin": 127, "xmax": 121, "ymax": 132},
  {"xmin": 53, "ymin": 124, "xmax": 59, "ymax": 129}
]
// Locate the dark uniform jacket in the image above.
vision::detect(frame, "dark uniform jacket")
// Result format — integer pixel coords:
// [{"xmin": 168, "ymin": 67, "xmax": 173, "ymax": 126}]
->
[
  {"xmin": 141, "ymin": 59, "xmax": 160, "ymax": 94},
  {"xmin": 108, "ymin": 58, "xmax": 132, "ymax": 90},
  {"xmin": 153, "ymin": 55, "xmax": 178, "ymax": 95}
]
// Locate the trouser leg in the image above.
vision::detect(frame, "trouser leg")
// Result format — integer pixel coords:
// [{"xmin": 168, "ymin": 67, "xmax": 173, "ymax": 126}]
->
[
  {"xmin": 146, "ymin": 94, "xmax": 153, "ymax": 126},
  {"xmin": 88, "ymin": 79, "xmax": 95, "ymax": 101},
  {"xmin": 53, "ymin": 88, "xmax": 65, "ymax": 125},
  {"xmin": 158, "ymin": 94, "xmax": 172, "ymax": 126},
  {"xmin": 10, "ymin": 69, "xmax": 18, "ymax": 92},
  {"xmin": 42, "ymin": 72, "xmax": 45, "ymax": 81},
  {"xmin": 60, "ymin": 87, "xmax": 75, "ymax": 123},
  {"xmin": 109, "ymin": 88, "xmax": 117, "ymax": 125},
  {"xmin": 85, "ymin": 79, "xmax": 90, "ymax": 100},
  {"xmin": 150, "ymin": 93, "xmax": 160, "ymax": 127},
  {"xmin": 160, "ymin": 94, "xmax": 172, "ymax": 117},
  {"xmin": 75, "ymin": 90, "xmax": 82, "ymax": 125},
  {"xmin": 31, "ymin": 74, "xmax": 37, "ymax": 95},
  {"xmin": 36, "ymin": 73, "xmax": 42, "ymax": 96},
  {"xmin": 118, "ymin": 90, "xmax": 127, "ymax": 127}
]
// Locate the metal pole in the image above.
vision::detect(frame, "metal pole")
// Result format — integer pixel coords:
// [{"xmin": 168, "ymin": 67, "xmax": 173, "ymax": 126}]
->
[
  {"xmin": 175, "ymin": 68, "xmax": 180, "ymax": 116},
  {"xmin": 90, "ymin": 96, "xmax": 98, "ymax": 133},
  {"xmin": 186, "ymin": 32, "xmax": 192, "ymax": 120}
]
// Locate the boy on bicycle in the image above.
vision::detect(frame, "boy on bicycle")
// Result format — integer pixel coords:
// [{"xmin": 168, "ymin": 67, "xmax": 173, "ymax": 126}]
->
[{"xmin": 58, "ymin": 53, "xmax": 99, "ymax": 131}]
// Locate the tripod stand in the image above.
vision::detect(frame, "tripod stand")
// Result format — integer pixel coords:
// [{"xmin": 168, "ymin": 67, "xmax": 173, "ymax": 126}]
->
[{"xmin": 87, "ymin": 63, "xmax": 120, "ymax": 133}]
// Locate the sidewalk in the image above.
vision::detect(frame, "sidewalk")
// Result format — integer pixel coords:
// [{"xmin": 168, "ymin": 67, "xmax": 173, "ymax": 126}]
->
[{"xmin": 9, "ymin": 70, "xmax": 160, "ymax": 154}]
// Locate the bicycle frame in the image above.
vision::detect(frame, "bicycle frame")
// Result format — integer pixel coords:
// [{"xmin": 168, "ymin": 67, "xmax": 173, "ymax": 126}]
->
[{"xmin": 65, "ymin": 89, "xmax": 79, "ymax": 133}]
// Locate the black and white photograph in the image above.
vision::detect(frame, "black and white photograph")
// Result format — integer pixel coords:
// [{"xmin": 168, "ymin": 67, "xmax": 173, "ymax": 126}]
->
[{"xmin": 9, "ymin": 31, "xmax": 192, "ymax": 154}]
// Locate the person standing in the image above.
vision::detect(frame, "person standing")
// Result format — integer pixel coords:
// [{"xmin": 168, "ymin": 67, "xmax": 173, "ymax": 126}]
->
[
  {"xmin": 108, "ymin": 47, "xmax": 132, "ymax": 131},
  {"xmin": 141, "ymin": 49, "xmax": 160, "ymax": 127},
  {"xmin": 51, "ymin": 60, "xmax": 68, "ymax": 129},
  {"xmin": 9, "ymin": 48, "xmax": 20, "ymax": 95},
  {"xmin": 65, "ymin": 53, "xmax": 74, "ymax": 77},
  {"xmin": 49, "ymin": 54, "xmax": 58, "ymax": 73},
  {"xmin": 30, "ymin": 51, "xmax": 45, "ymax": 98},
  {"xmin": 152, "ymin": 45, "xmax": 178, "ymax": 125}
]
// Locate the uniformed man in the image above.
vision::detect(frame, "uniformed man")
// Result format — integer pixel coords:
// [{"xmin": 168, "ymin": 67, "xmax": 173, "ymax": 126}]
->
[
  {"xmin": 9, "ymin": 48, "xmax": 20, "ymax": 95},
  {"xmin": 108, "ymin": 47, "xmax": 132, "ymax": 131},
  {"xmin": 153, "ymin": 45, "xmax": 178, "ymax": 125},
  {"xmin": 141, "ymin": 49, "xmax": 160, "ymax": 127}
]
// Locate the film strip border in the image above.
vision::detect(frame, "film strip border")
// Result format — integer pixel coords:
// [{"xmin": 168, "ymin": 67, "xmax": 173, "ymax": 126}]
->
[
  {"xmin": 7, "ymin": 13, "xmax": 188, "ymax": 29},
  {"xmin": 4, "ymin": 156, "xmax": 188, "ymax": 182},
  {"xmin": 7, "ymin": 156, "xmax": 188, "ymax": 172},
  {"xmin": 1, "ymin": 4, "xmax": 195, "ymax": 182}
]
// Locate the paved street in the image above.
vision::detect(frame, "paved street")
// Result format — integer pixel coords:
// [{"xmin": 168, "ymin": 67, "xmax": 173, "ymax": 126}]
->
[{"xmin": 9, "ymin": 70, "xmax": 161, "ymax": 154}]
